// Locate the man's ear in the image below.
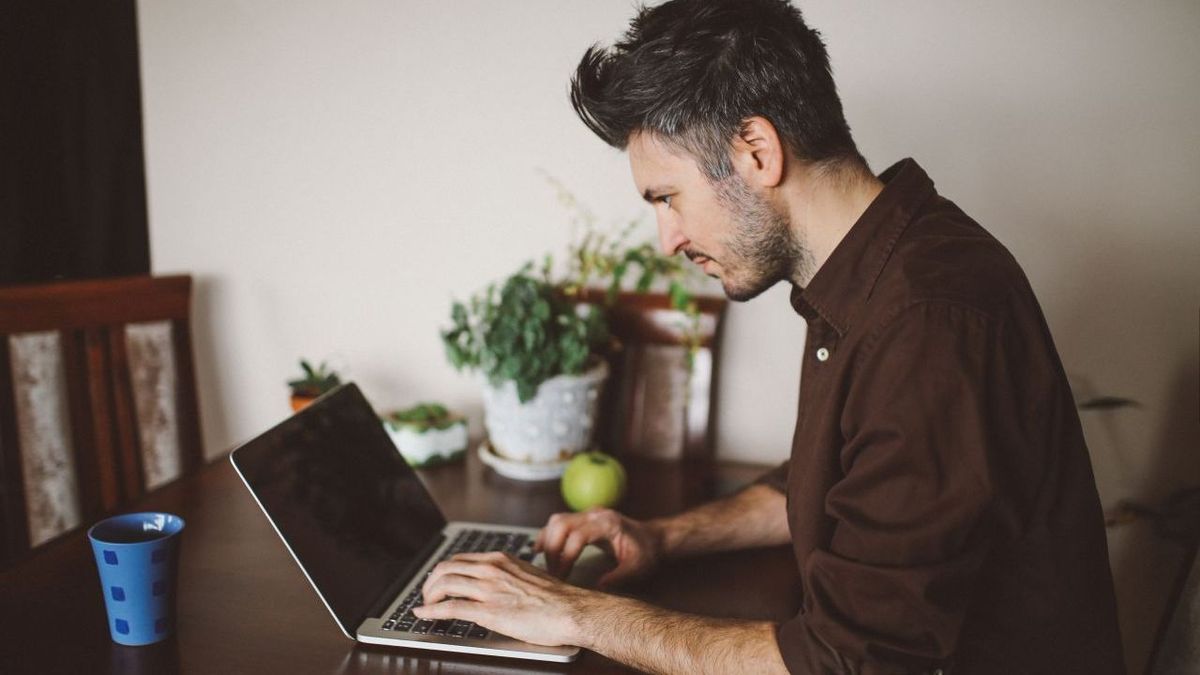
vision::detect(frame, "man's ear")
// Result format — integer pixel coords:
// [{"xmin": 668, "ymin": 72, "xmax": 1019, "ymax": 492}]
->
[{"xmin": 730, "ymin": 116, "xmax": 785, "ymax": 189}]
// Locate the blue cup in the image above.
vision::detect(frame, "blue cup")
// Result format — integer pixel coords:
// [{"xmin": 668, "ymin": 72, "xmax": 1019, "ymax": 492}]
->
[{"xmin": 88, "ymin": 512, "xmax": 185, "ymax": 646}]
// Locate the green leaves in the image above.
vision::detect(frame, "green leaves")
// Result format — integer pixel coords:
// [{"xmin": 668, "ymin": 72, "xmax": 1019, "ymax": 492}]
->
[
  {"xmin": 441, "ymin": 300, "xmax": 479, "ymax": 371},
  {"xmin": 287, "ymin": 359, "xmax": 341, "ymax": 397},
  {"xmin": 668, "ymin": 279, "xmax": 689, "ymax": 311},
  {"xmin": 385, "ymin": 403, "xmax": 460, "ymax": 431},
  {"xmin": 569, "ymin": 234, "xmax": 704, "ymax": 367},
  {"xmin": 441, "ymin": 266, "xmax": 608, "ymax": 403},
  {"xmin": 440, "ymin": 173, "xmax": 708, "ymax": 402}
]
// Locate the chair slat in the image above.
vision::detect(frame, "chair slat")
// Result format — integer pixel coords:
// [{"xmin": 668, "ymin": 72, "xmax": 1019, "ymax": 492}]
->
[
  {"xmin": 82, "ymin": 328, "xmax": 121, "ymax": 513},
  {"xmin": 106, "ymin": 325, "xmax": 144, "ymax": 502},
  {"xmin": 171, "ymin": 318, "xmax": 204, "ymax": 475},
  {"xmin": 60, "ymin": 330, "xmax": 104, "ymax": 523}
]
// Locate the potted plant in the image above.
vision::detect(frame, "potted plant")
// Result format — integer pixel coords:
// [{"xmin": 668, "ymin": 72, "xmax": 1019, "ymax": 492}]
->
[
  {"xmin": 441, "ymin": 263, "xmax": 609, "ymax": 478},
  {"xmin": 543, "ymin": 174, "xmax": 725, "ymax": 461},
  {"xmin": 382, "ymin": 403, "xmax": 469, "ymax": 467},
  {"xmin": 544, "ymin": 171, "xmax": 709, "ymax": 360},
  {"xmin": 287, "ymin": 359, "xmax": 341, "ymax": 412}
]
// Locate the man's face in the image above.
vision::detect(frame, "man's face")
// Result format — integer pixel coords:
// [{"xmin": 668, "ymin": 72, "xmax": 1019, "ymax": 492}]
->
[{"xmin": 628, "ymin": 132, "xmax": 800, "ymax": 302}]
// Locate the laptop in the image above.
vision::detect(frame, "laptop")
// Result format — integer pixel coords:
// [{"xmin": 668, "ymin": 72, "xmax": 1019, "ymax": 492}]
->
[{"xmin": 230, "ymin": 382, "xmax": 607, "ymax": 663}]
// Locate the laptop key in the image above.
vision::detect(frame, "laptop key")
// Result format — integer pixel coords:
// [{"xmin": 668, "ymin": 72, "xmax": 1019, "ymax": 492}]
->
[
  {"xmin": 397, "ymin": 619, "xmax": 415, "ymax": 631},
  {"xmin": 382, "ymin": 620, "xmax": 395, "ymax": 630},
  {"xmin": 448, "ymin": 621, "xmax": 470, "ymax": 638},
  {"xmin": 411, "ymin": 620, "xmax": 433, "ymax": 635},
  {"xmin": 468, "ymin": 626, "xmax": 490, "ymax": 639},
  {"xmin": 430, "ymin": 620, "xmax": 452, "ymax": 636}
]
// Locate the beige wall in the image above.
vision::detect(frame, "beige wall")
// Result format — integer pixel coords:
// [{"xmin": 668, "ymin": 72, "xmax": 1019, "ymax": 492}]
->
[{"xmin": 138, "ymin": 2, "xmax": 1198, "ymax": 670}]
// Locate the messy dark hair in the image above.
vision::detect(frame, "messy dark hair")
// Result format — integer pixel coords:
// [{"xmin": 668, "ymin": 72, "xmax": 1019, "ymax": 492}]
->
[{"xmin": 570, "ymin": 0, "xmax": 862, "ymax": 180}]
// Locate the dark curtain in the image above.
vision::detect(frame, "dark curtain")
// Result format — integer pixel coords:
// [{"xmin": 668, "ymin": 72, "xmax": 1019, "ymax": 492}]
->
[{"xmin": 0, "ymin": 0, "xmax": 150, "ymax": 285}]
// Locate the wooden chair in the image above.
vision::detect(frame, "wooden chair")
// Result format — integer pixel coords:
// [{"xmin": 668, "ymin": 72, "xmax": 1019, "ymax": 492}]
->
[
  {"xmin": 575, "ymin": 289, "xmax": 727, "ymax": 462},
  {"xmin": 0, "ymin": 275, "xmax": 203, "ymax": 565}
]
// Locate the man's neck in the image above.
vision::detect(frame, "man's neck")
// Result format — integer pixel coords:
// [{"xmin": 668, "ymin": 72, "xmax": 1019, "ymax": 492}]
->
[{"xmin": 787, "ymin": 162, "xmax": 884, "ymax": 287}]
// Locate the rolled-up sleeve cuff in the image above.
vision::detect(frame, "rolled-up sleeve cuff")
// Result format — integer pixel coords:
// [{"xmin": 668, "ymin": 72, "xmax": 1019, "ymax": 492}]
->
[
  {"xmin": 774, "ymin": 613, "xmax": 848, "ymax": 674},
  {"xmin": 752, "ymin": 460, "xmax": 790, "ymax": 493}
]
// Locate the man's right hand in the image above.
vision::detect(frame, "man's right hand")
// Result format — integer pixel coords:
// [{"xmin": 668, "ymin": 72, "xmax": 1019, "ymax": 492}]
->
[{"xmin": 533, "ymin": 508, "xmax": 663, "ymax": 588}]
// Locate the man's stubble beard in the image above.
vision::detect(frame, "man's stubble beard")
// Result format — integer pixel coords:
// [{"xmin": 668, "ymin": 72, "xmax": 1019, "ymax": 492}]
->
[{"xmin": 713, "ymin": 174, "xmax": 814, "ymax": 302}]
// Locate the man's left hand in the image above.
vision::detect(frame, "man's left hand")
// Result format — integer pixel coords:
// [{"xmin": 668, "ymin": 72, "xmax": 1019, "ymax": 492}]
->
[{"xmin": 412, "ymin": 551, "xmax": 598, "ymax": 647}]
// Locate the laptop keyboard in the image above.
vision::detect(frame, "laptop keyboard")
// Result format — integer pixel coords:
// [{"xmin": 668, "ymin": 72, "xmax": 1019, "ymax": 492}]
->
[{"xmin": 381, "ymin": 529, "xmax": 532, "ymax": 639}]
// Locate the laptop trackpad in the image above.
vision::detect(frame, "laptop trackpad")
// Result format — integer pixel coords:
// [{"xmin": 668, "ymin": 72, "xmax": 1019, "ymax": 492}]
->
[{"xmin": 531, "ymin": 545, "xmax": 614, "ymax": 588}]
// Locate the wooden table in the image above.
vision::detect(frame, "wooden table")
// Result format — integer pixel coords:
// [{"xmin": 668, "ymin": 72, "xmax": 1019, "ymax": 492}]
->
[{"xmin": 0, "ymin": 450, "xmax": 799, "ymax": 674}]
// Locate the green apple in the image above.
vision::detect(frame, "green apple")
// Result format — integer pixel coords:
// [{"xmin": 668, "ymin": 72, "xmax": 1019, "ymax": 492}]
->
[{"xmin": 561, "ymin": 451, "xmax": 627, "ymax": 512}]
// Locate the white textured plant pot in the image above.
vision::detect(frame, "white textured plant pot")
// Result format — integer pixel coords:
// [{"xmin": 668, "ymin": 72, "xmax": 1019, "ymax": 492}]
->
[
  {"xmin": 481, "ymin": 361, "xmax": 609, "ymax": 466},
  {"xmin": 383, "ymin": 420, "xmax": 469, "ymax": 467}
]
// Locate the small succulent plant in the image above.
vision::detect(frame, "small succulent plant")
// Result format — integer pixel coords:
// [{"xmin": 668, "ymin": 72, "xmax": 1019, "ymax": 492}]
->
[
  {"xmin": 384, "ymin": 403, "xmax": 463, "ymax": 432},
  {"xmin": 287, "ymin": 359, "xmax": 342, "ymax": 398}
]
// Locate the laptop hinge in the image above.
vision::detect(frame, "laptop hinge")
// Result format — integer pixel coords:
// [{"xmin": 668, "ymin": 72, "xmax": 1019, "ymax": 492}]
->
[{"xmin": 361, "ymin": 532, "xmax": 446, "ymax": 624}]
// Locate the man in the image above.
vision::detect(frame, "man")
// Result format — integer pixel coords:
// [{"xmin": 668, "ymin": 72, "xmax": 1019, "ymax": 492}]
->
[{"xmin": 413, "ymin": 1, "xmax": 1125, "ymax": 672}]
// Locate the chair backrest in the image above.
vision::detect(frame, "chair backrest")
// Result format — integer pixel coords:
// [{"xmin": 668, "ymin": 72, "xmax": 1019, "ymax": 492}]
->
[
  {"xmin": 0, "ymin": 275, "xmax": 203, "ymax": 564},
  {"xmin": 576, "ymin": 289, "xmax": 727, "ymax": 462}
]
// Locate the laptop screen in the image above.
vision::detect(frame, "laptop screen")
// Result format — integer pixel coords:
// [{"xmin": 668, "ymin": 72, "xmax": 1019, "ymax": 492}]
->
[{"xmin": 230, "ymin": 383, "xmax": 447, "ymax": 637}]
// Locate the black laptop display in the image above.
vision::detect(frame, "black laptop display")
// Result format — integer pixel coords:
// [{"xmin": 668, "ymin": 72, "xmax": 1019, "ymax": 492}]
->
[
  {"xmin": 231, "ymin": 384, "xmax": 446, "ymax": 635},
  {"xmin": 231, "ymin": 383, "xmax": 587, "ymax": 663}
]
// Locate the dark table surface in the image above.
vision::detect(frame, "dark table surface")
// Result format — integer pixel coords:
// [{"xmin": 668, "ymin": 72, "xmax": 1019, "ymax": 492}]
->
[{"xmin": 0, "ymin": 449, "xmax": 799, "ymax": 675}]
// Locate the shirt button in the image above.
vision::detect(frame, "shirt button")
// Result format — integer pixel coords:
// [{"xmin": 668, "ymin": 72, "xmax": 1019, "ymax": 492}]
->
[{"xmin": 815, "ymin": 347, "xmax": 830, "ymax": 362}]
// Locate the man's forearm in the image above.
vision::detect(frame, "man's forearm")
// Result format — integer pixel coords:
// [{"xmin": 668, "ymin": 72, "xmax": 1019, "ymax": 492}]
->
[
  {"xmin": 648, "ymin": 484, "xmax": 789, "ymax": 559},
  {"xmin": 575, "ymin": 592, "xmax": 788, "ymax": 675}
]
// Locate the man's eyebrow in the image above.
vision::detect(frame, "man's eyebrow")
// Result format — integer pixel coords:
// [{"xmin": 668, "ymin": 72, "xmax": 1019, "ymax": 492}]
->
[{"xmin": 641, "ymin": 186, "xmax": 675, "ymax": 203}]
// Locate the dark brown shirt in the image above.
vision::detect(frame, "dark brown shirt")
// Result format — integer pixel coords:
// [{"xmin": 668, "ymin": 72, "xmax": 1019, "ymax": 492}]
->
[{"xmin": 755, "ymin": 159, "xmax": 1124, "ymax": 674}]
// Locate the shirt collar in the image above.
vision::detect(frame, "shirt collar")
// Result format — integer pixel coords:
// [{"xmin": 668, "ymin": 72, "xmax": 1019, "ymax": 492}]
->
[{"xmin": 790, "ymin": 158, "xmax": 936, "ymax": 334}]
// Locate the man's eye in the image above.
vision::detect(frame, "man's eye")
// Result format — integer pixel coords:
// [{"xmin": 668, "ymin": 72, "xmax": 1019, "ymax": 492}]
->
[{"xmin": 658, "ymin": 195, "xmax": 673, "ymax": 207}]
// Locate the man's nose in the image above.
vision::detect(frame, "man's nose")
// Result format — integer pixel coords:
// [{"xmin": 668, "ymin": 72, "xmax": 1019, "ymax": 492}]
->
[{"xmin": 656, "ymin": 213, "xmax": 687, "ymax": 256}]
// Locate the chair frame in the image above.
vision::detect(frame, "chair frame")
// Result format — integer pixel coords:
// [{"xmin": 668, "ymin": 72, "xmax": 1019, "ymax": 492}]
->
[{"xmin": 0, "ymin": 275, "xmax": 203, "ymax": 564}]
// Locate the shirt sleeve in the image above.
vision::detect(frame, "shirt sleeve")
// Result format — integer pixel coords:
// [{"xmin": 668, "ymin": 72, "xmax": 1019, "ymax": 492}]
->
[
  {"xmin": 775, "ymin": 302, "xmax": 1001, "ymax": 675},
  {"xmin": 752, "ymin": 460, "xmax": 790, "ymax": 493}
]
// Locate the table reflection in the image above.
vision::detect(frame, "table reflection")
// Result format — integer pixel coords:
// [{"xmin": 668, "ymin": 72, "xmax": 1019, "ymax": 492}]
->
[
  {"xmin": 109, "ymin": 637, "xmax": 180, "ymax": 675},
  {"xmin": 336, "ymin": 646, "xmax": 574, "ymax": 675}
]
